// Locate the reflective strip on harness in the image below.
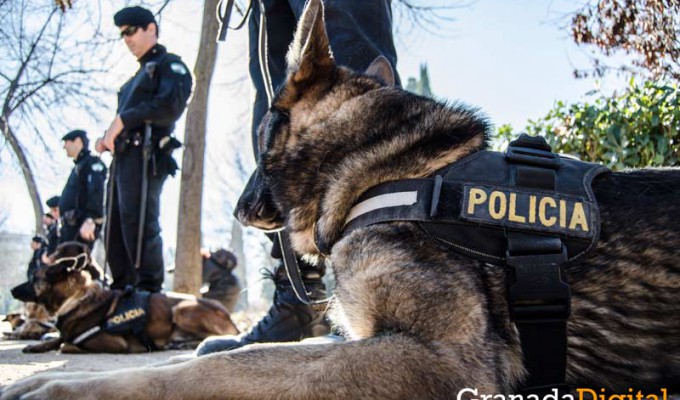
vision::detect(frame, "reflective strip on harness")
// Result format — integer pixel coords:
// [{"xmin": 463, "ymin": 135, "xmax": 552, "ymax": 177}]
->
[{"xmin": 346, "ymin": 191, "xmax": 418, "ymax": 224}]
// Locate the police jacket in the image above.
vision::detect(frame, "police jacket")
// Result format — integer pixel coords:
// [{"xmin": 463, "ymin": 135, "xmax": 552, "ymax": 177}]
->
[
  {"xmin": 59, "ymin": 149, "xmax": 107, "ymax": 225},
  {"xmin": 117, "ymin": 44, "xmax": 192, "ymax": 139},
  {"xmin": 46, "ymin": 222, "xmax": 59, "ymax": 254}
]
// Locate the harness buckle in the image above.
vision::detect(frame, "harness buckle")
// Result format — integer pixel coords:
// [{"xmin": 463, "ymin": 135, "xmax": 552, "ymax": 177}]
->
[{"xmin": 506, "ymin": 246, "xmax": 570, "ymax": 321}]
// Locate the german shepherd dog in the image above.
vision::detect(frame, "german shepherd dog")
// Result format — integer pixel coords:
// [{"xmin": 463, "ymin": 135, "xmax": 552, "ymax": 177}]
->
[
  {"xmin": 9, "ymin": 242, "xmax": 238, "ymax": 354},
  {"xmin": 2, "ymin": 303, "xmax": 56, "ymax": 340},
  {"xmin": 2, "ymin": 0, "xmax": 679, "ymax": 398}
]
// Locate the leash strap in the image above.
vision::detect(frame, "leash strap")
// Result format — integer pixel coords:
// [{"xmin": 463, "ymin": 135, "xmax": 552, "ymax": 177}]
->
[
  {"xmin": 278, "ymin": 231, "xmax": 329, "ymax": 309},
  {"xmin": 505, "ymin": 134, "xmax": 571, "ymax": 393}
]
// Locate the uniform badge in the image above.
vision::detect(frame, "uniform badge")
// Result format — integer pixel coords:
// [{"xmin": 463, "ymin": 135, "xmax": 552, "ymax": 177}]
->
[
  {"xmin": 170, "ymin": 62, "xmax": 188, "ymax": 75},
  {"xmin": 92, "ymin": 162, "xmax": 104, "ymax": 172}
]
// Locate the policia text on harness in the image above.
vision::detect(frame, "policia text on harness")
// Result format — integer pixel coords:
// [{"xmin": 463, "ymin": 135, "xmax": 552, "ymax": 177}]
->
[{"xmin": 286, "ymin": 134, "xmax": 609, "ymax": 393}]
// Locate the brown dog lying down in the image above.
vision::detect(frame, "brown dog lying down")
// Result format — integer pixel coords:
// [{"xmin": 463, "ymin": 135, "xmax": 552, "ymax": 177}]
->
[
  {"xmin": 2, "ymin": 303, "xmax": 56, "ymax": 340},
  {"xmin": 10, "ymin": 242, "xmax": 239, "ymax": 353}
]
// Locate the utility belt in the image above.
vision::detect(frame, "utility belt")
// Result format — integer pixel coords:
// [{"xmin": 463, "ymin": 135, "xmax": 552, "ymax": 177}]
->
[
  {"xmin": 61, "ymin": 210, "xmax": 104, "ymax": 227},
  {"xmin": 114, "ymin": 129, "xmax": 181, "ymax": 155},
  {"xmin": 308, "ymin": 134, "xmax": 610, "ymax": 393}
]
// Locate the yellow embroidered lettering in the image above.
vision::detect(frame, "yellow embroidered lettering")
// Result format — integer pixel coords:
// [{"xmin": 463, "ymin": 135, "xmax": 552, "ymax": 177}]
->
[
  {"xmin": 488, "ymin": 191, "xmax": 507, "ymax": 219},
  {"xmin": 528, "ymin": 195, "xmax": 536, "ymax": 223},
  {"xmin": 467, "ymin": 188, "xmax": 487, "ymax": 215},
  {"xmin": 508, "ymin": 193, "xmax": 526, "ymax": 223},
  {"xmin": 569, "ymin": 202, "xmax": 589, "ymax": 231},
  {"xmin": 538, "ymin": 197, "xmax": 557, "ymax": 227}
]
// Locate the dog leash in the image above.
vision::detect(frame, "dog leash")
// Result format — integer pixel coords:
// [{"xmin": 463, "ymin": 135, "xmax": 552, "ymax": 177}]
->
[{"xmin": 278, "ymin": 231, "xmax": 331, "ymax": 311}]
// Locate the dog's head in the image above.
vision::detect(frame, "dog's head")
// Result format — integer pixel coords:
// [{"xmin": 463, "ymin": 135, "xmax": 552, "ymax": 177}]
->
[
  {"xmin": 11, "ymin": 242, "xmax": 101, "ymax": 313},
  {"xmin": 236, "ymin": 0, "xmax": 487, "ymax": 256}
]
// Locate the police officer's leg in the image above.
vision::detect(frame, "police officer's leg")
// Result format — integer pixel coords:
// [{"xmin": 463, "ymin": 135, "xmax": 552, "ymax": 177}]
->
[
  {"xmin": 111, "ymin": 147, "xmax": 144, "ymax": 290},
  {"xmin": 197, "ymin": 1, "xmax": 330, "ymax": 356},
  {"xmin": 135, "ymin": 163, "xmax": 168, "ymax": 293},
  {"xmin": 289, "ymin": 0, "xmax": 400, "ymax": 84}
]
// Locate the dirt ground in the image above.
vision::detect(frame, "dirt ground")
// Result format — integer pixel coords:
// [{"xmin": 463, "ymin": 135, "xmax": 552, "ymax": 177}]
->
[{"xmin": 0, "ymin": 321, "xmax": 194, "ymax": 388}]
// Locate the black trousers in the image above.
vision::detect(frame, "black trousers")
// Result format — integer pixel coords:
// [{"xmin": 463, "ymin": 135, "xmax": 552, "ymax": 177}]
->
[
  {"xmin": 107, "ymin": 146, "xmax": 168, "ymax": 292},
  {"xmin": 246, "ymin": 0, "xmax": 400, "ymax": 285},
  {"xmin": 248, "ymin": 0, "xmax": 400, "ymax": 153}
]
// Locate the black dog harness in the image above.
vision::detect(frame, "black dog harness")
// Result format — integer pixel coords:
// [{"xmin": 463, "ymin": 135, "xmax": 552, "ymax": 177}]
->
[
  {"xmin": 61, "ymin": 287, "xmax": 154, "ymax": 350},
  {"xmin": 304, "ymin": 134, "xmax": 609, "ymax": 392}
]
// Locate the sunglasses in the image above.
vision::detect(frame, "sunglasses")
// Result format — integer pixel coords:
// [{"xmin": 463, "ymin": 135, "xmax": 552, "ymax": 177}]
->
[
  {"xmin": 53, "ymin": 253, "xmax": 89, "ymax": 271},
  {"xmin": 120, "ymin": 25, "xmax": 140, "ymax": 38}
]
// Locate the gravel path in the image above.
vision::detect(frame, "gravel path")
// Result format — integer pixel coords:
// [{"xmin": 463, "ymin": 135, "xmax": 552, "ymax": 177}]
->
[{"xmin": 0, "ymin": 322, "xmax": 194, "ymax": 387}]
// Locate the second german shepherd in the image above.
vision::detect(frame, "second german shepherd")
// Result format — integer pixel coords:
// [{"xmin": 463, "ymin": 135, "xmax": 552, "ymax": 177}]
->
[{"xmin": 2, "ymin": 0, "xmax": 679, "ymax": 398}]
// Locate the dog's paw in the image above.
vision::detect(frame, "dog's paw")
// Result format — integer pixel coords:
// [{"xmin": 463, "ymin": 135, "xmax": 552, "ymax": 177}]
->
[
  {"xmin": 0, "ymin": 376, "xmax": 51, "ymax": 400},
  {"xmin": 8, "ymin": 380, "xmax": 89, "ymax": 400}
]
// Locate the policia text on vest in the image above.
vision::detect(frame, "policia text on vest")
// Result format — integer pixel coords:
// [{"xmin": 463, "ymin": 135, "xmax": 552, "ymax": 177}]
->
[{"xmin": 461, "ymin": 184, "xmax": 595, "ymax": 238}]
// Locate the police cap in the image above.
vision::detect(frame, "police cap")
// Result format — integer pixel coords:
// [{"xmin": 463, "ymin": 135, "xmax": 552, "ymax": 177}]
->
[
  {"xmin": 32, "ymin": 236, "xmax": 46, "ymax": 245},
  {"xmin": 46, "ymin": 196, "xmax": 60, "ymax": 208},
  {"xmin": 61, "ymin": 129, "xmax": 87, "ymax": 142},
  {"xmin": 114, "ymin": 6, "xmax": 155, "ymax": 27}
]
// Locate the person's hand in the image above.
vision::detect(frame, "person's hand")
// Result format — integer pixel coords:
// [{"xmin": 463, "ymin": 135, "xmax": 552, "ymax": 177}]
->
[
  {"xmin": 95, "ymin": 137, "xmax": 108, "ymax": 153},
  {"xmin": 101, "ymin": 115, "xmax": 125, "ymax": 153},
  {"xmin": 79, "ymin": 218, "xmax": 96, "ymax": 242}
]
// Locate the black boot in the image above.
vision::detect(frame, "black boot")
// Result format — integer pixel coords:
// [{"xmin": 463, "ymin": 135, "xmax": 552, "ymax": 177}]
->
[{"xmin": 196, "ymin": 261, "xmax": 330, "ymax": 355}]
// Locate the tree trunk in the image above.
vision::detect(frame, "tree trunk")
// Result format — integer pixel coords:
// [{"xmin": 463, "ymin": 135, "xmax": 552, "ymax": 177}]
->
[
  {"xmin": 173, "ymin": 0, "xmax": 220, "ymax": 295},
  {"xmin": 0, "ymin": 118, "xmax": 42, "ymax": 234}
]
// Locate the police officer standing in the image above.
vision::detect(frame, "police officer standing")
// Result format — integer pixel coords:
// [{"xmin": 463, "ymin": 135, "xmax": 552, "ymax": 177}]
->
[
  {"xmin": 59, "ymin": 130, "xmax": 107, "ymax": 250},
  {"xmin": 95, "ymin": 6, "xmax": 192, "ymax": 293},
  {"xmin": 44, "ymin": 196, "xmax": 61, "ymax": 255}
]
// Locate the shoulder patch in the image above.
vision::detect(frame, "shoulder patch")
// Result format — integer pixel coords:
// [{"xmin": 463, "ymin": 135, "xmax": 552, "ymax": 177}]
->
[
  {"xmin": 170, "ymin": 62, "xmax": 188, "ymax": 75},
  {"xmin": 91, "ymin": 162, "xmax": 104, "ymax": 172}
]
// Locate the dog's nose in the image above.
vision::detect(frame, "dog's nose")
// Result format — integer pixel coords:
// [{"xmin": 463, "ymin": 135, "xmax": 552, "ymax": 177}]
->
[{"xmin": 11, "ymin": 282, "xmax": 38, "ymax": 303}]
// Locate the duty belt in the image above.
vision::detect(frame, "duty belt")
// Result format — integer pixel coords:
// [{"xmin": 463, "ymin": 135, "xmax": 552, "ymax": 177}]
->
[{"xmin": 311, "ymin": 133, "xmax": 610, "ymax": 393}]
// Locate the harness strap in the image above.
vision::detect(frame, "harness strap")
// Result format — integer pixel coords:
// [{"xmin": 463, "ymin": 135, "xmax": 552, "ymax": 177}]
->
[
  {"xmin": 506, "ymin": 135, "xmax": 570, "ymax": 393},
  {"xmin": 278, "ymin": 231, "xmax": 330, "ymax": 310}
]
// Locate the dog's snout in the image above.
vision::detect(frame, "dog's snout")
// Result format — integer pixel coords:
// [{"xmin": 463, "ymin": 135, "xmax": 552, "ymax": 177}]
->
[
  {"xmin": 11, "ymin": 281, "xmax": 38, "ymax": 303},
  {"xmin": 235, "ymin": 169, "xmax": 283, "ymax": 230}
]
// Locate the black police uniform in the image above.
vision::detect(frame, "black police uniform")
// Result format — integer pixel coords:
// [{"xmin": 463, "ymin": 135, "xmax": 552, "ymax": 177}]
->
[
  {"xmin": 45, "ymin": 218, "xmax": 60, "ymax": 255},
  {"xmin": 107, "ymin": 43, "xmax": 192, "ymax": 293},
  {"xmin": 45, "ymin": 196, "xmax": 61, "ymax": 254},
  {"xmin": 58, "ymin": 149, "xmax": 107, "ymax": 249},
  {"xmin": 28, "ymin": 236, "xmax": 47, "ymax": 280}
]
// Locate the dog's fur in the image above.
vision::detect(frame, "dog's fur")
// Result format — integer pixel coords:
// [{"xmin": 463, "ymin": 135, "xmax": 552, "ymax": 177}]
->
[
  {"xmin": 2, "ymin": 1, "xmax": 679, "ymax": 398},
  {"xmin": 9, "ymin": 242, "xmax": 239, "ymax": 354}
]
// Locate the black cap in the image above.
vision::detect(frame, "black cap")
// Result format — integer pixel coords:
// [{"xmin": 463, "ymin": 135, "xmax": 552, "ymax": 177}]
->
[
  {"xmin": 32, "ymin": 236, "xmax": 46, "ymax": 244},
  {"xmin": 46, "ymin": 196, "xmax": 60, "ymax": 208},
  {"xmin": 61, "ymin": 129, "xmax": 87, "ymax": 142},
  {"xmin": 114, "ymin": 6, "xmax": 155, "ymax": 27}
]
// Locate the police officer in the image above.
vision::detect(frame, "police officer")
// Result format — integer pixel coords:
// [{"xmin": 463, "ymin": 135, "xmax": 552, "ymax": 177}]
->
[
  {"xmin": 28, "ymin": 236, "xmax": 47, "ymax": 280},
  {"xmin": 201, "ymin": 248, "xmax": 241, "ymax": 312},
  {"xmin": 197, "ymin": 0, "xmax": 400, "ymax": 355},
  {"xmin": 59, "ymin": 130, "xmax": 107, "ymax": 250},
  {"xmin": 95, "ymin": 6, "xmax": 192, "ymax": 293},
  {"xmin": 44, "ymin": 196, "xmax": 61, "ymax": 255}
]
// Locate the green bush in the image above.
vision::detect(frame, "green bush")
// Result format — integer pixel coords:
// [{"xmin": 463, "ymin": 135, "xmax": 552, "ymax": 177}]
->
[{"xmin": 493, "ymin": 80, "xmax": 680, "ymax": 171}]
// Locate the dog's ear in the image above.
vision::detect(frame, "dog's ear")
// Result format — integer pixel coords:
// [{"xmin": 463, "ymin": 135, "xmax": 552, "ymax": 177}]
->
[
  {"xmin": 286, "ymin": 0, "xmax": 334, "ymax": 84},
  {"xmin": 365, "ymin": 56, "xmax": 395, "ymax": 86}
]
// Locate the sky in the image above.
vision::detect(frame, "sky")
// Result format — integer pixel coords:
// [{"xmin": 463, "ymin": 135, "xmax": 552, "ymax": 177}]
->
[{"xmin": 1, "ymin": 0, "xmax": 631, "ymax": 243}]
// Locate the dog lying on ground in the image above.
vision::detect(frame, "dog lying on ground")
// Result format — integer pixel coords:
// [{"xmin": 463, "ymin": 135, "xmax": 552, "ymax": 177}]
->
[
  {"xmin": 2, "ymin": 303, "xmax": 56, "ymax": 340},
  {"xmin": 2, "ymin": 0, "xmax": 679, "ymax": 398},
  {"xmin": 8, "ymin": 242, "xmax": 238, "ymax": 354}
]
